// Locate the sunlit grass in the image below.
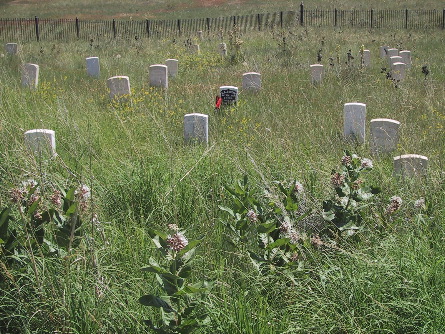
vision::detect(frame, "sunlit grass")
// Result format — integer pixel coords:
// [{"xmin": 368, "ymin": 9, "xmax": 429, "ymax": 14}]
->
[
  {"xmin": 0, "ymin": 25, "xmax": 444, "ymax": 333},
  {"xmin": 0, "ymin": 0, "xmax": 443, "ymax": 19}
]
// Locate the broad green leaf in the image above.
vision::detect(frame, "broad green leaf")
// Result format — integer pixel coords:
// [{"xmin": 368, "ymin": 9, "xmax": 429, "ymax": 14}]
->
[
  {"xmin": 161, "ymin": 275, "xmax": 182, "ymax": 295},
  {"xmin": 356, "ymin": 189, "xmax": 373, "ymax": 201},
  {"xmin": 178, "ymin": 265, "xmax": 192, "ymax": 278},
  {"xmin": 235, "ymin": 219, "xmax": 247, "ymax": 231},
  {"xmin": 27, "ymin": 200, "xmax": 40, "ymax": 215},
  {"xmin": 141, "ymin": 265, "xmax": 169, "ymax": 274},
  {"xmin": 65, "ymin": 187, "xmax": 75, "ymax": 201},
  {"xmin": 223, "ymin": 184, "xmax": 237, "ymax": 197},
  {"xmin": 139, "ymin": 295, "xmax": 175, "ymax": 312},
  {"xmin": 266, "ymin": 238, "xmax": 290, "ymax": 250},
  {"xmin": 248, "ymin": 251, "xmax": 266, "ymax": 263},
  {"xmin": 178, "ymin": 239, "xmax": 200, "ymax": 257},
  {"xmin": 235, "ymin": 181, "xmax": 246, "ymax": 196},
  {"xmin": 147, "ymin": 227, "xmax": 168, "ymax": 240},
  {"xmin": 285, "ymin": 196, "xmax": 299, "ymax": 211},
  {"xmin": 277, "ymin": 182, "xmax": 288, "ymax": 195},
  {"xmin": 218, "ymin": 205, "xmax": 234, "ymax": 217},
  {"xmin": 161, "ymin": 308, "xmax": 177, "ymax": 327},
  {"xmin": 149, "ymin": 257, "xmax": 160, "ymax": 267},
  {"xmin": 323, "ymin": 210, "xmax": 335, "ymax": 221},
  {"xmin": 65, "ymin": 203, "xmax": 78, "ymax": 215},
  {"xmin": 322, "ymin": 200, "xmax": 333, "ymax": 211},
  {"xmin": 257, "ymin": 222, "xmax": 276, "ymax": 233},
  {"xmin": 180, "ymin": 246, "xmax": 196, "ymax": 263},
  {"xmin": 0, "ymin": 207, "xmax": 11, "ymax": 239}
]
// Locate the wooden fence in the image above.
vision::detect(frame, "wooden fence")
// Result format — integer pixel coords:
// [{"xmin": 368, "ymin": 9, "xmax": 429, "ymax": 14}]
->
[{"xmin": 0, "ymin": 5, "xmax": 444, "ymax": 42}]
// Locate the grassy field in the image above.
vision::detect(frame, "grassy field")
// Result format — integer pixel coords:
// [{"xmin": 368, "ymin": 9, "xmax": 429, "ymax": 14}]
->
[
  {"xmin": 0, "ymin": 0, "xmax": 444, "ymax": 19},
  {"xmin": 0, "ymin": 3, "xmax": 445, "ymax": 333}
]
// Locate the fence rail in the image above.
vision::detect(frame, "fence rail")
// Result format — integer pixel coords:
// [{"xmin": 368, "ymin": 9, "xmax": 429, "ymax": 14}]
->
[{"xmin": 1, "ymin": 6, "xmax": 444, "ymax": 42}]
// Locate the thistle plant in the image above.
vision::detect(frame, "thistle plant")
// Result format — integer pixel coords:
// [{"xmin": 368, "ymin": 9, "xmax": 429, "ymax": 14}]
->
[
  {"xmin": 322, "ymin": 151, "xmax": 381, "ymax": 234},
  {"xmin": 139, "ymin": 225, "xmax": 210, "ymax": 333},
  {"xmin": 220, "ymin": 176, "xmax": 311, "ymax": 274}
]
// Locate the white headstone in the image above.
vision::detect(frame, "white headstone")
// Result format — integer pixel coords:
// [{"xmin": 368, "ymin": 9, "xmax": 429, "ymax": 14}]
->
[
  {"xmin": 310, "ymin": 64, "xmax": 323, "ymax": 84},
  {"xmin": 399, "ymin": 50, "xmax": 411, "ymax": 68},
  {"xmin": 191, "ymin": 44, "xmax": 200, "ymax": 54},
  {"xmin": 218, "ymin": 43, "xmax": 227, "ymax": 56},
  {"xmin": 379, "ymin": 46, "xmax": 389, "ymax": 58},
  {"xmin": 219, "ymin": 86, "xmax": 238, "ymax": 105},
  {"xmin": 86, "ymin": 57, "xmax": 100, "ymax": 78},
  {"xmin": 394, "ymin": 154, "xmax": 428, "ymax": 177},
  {"xmin": 343, "ymin": 102, "xmax": 366, "ymax": 144},
  {"xmin": 197, "ymin": 30, "xmax": 203, "ymax": 40},
  {"xmin": 242, "ymin": 72, "xmax": 261, "ymax": 91},
  {"xmin": 391, "ymin": 62, "xmax": 406, "ymax": 81},
  {"xmin": 370, "ymin": 118, "xmax": 400, "ymax": 155},
  {"xmin": 389, "ymin": 56, "xmax": 403, "ymax": 68},
  {"xmin": 5, "ymin": 43, "xmax": 18, "ymax": 55},
  {"xmin": 107, "ymin": 76, "xmax": 131, "ymax": 100},
  {"xmin": 165, "ymin": 59, "xmax": 179, "ymax": 77},
  {"xmin": 149, "ymin": 65, "xmax": 168, "ymax": 88},
  {"xmin": 22, "ymin": 63, "xmax": 39, "ymax": 89},
  {"xmin": 184, "ymin": 113, "xmax": 208, "ymax": 144},
  {"xmin": 362, "ymin": 50, "xmax": 371, "ymax": 67},
  {"xmin": 386, "ymin": 48, "xmax": 399, "ymax": 58},
  {"xmin": 24, "ymin": 129, "xmax": 56, "ymax": 158}
]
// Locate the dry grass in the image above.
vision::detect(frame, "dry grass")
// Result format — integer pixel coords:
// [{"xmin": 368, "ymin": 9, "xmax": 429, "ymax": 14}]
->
[{"xmin": 0, "ymin": 0, "xmax": 443, "ymax": 19}]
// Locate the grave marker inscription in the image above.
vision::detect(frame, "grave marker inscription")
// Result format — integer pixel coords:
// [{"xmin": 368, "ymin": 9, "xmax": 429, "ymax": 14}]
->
[{"xmin": 219, "ymin": 86, "xmax": 238, "ymax": 105}]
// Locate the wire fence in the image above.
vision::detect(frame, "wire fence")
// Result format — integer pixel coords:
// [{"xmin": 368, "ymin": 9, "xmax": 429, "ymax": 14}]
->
[{"xmin": 0, "ymin": 5, "xmax": 444, "ymax": 42}]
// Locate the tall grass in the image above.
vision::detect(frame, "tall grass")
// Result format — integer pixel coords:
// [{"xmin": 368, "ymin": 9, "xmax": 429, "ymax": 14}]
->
[
  {"xmin": 0, "ymin": 25, "xmax": 444, "ymax": 333},
  {"xmin": 0, "ymin": 0, "xmax": 443, "ymax": 19}
]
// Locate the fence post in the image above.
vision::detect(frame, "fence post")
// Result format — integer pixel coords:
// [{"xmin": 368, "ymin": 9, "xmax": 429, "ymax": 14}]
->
[
  {"xmin": 232, "ymin": 15, "xmax": 236, "ymax": 27},
  {"xmin": 177, "ymin": 19, "xmax": 181, "ymax": 35},
  {"xmin": 146, "ymin": 19, "xmax": 150, "ymax": 38},
  {"xmin": 405, "ymin": 8, "xmax": 408, "ymax": 29},
  {"xmin": 257, "ymin": 13, "xmax": 261, "ymax": 30},
  {"xmin": 300, "ymin": 2, "xmax": 304, "ymax": 26},
  {"xmin": 334, "ymin": 8, "xmax": 337, "ymax": 26},
  {"xmin": 442, "ymin": 9, "xmax": 445, "ymax": 29},
  {"xmin": 280, "ymin": 11, "xmax": 283, "ymax": 29},
  {"xmin": 75, "ymin": 17, "xmax": 80, "ymax": 38},
  {"xmin": 370, "ymin": 9, "xmax": 373, "ymax": 28},
  {"xmin": 112, "ymin": 19, "xmax": 116, "ymax": 38},
  {"xmin": 35, "ymin": 16, "xmax": 39, "ymax": 42},
  {"xmin": 206, "ymin": 17, "xmax": 210, "ymax": 33}
]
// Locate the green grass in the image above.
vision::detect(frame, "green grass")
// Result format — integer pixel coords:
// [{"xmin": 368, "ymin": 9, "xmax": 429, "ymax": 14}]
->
[
  {"xmin": 0, "ymin": 0, "xmax": 443, "ymax": 19},
  {"xmin": 0, "ymin": 22, "xmax": 445, "ymax": 334}
]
